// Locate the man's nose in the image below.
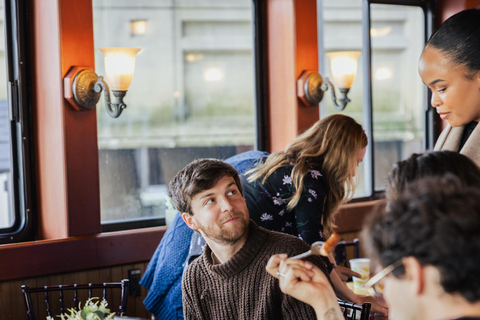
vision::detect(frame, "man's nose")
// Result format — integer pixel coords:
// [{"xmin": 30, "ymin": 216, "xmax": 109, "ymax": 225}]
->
[{"xmin": 219, "ymin": 196, "xmax": 234, "ymax": 212}]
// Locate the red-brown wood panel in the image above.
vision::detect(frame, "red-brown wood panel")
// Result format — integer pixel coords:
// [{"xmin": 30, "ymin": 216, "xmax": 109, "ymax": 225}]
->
[
  {"xmin": 33, "ymin": 0, "xmax": 100, "ymax": 240},
  {"xmin": 266, "ymin": 0, "xmax": 320, "ymax": 153}
]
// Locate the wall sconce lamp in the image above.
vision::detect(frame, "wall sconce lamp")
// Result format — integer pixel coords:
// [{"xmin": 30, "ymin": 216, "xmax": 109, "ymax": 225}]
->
[
  {"xmin": 297, "ymin": 51, "xmax": 361, "ymax": 110},
  {"xmin": 64, "ymin": 47, "xmax": 141, "ymax": 118}
]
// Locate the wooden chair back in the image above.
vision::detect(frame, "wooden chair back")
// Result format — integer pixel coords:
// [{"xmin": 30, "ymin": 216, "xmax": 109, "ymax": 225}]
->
[
  {"xmin": 21, "ymin": 279, "xmax": 129, "ymax": 320},
  {"xmin": 334, "ymin": 238, "xmax": 360, "ymax": 268}
]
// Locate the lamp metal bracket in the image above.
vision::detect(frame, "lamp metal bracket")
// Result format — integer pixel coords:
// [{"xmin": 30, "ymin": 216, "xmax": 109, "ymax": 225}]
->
[{"xmin": 64, "ymin": 66, "xmax": 128, "ymax": 118}]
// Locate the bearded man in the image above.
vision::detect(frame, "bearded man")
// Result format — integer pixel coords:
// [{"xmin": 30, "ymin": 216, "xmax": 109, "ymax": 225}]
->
[{"xmin": 168, "ymin": 158, "xmax": 330, "ymax": 320}]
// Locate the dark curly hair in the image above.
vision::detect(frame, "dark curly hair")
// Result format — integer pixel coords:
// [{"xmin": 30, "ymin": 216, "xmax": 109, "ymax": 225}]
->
[
  {"xmin": 364, "ymin": 175, "xmax": 480, "ymax": 303},
  {"xmin": 168, "ymin": 158, "xmax": 243, "ymax": 216},
  {"xmin": 386, "ymin": 151, "xmax": 480, "ymax": 201},
  {"xmin": 426, "ymin": 8, "xmax": 480, "ymax": 77}
]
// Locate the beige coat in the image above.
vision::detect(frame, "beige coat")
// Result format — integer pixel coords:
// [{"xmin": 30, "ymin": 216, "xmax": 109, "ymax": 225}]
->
[{"xmin": 434, "ymin": 123, "xmax": 480, "ymax": 167}]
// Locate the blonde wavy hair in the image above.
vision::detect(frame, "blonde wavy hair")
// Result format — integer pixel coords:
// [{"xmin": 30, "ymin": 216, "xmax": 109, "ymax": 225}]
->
[{"xmin": 247, "ymin": 114, "xmax": 367, "ymax": 236}]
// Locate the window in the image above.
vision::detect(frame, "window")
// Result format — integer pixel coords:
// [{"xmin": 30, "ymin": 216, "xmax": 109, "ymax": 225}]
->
[
  {"xmin": 318, "ymin": 0, "xmax": 433, "ymax": 198},
  {"xmin": 92, "ymin": 0, "xmax": 257, "ymax": 230},
  {"xmin": 0, "ymin": 0, "xmax": 35, "ymax": 244}
]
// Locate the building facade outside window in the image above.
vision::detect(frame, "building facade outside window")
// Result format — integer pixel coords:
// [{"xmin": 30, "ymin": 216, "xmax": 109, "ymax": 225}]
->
[
  {"xmin": 318, "ymin": 0, "xmax": 431, "ymax": 198},
  {"xmin": 92, "ymin": 0, "xmax": 256, "ymax": 228}
]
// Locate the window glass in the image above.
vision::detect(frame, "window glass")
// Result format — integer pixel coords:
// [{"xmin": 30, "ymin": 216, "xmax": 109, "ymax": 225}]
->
[
  {"xmin": 319, "ymin": 0, "xmax": 426, "ymax": 197},
  {"xmin": 370, "ymin": 4, "xmax": 425, "ymax": 191},
  {"xmin": 0, "ymin": 11, "xmax": 13, "ymax": 229},
  {"xmin": 319, "ymin": 0, "xmax": 366, "ymax": 197},
  {"xmin": 92, "ymin": 0, "xmax": 256, "ymax": 226}
]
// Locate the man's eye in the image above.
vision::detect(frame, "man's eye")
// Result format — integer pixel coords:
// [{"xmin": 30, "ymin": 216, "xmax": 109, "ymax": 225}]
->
[
  {"xmin": 205, "ymin": 199, "xmax": 214, "ymax": 205},
  {"xmin": 227, "ymin": 190, "xmax": 236, "ymax": 196}
]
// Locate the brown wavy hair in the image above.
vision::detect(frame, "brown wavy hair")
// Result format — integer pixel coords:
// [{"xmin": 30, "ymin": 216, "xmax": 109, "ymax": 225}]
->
[{"xmin": 246, "ymin": 114, "xmax": 367, "ymax": 236}]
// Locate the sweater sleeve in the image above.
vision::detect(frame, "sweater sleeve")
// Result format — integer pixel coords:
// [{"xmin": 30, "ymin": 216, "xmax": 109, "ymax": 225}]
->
[
  {"xmin": 280, "ymin": 290, "xmax": 318, "ymax": 319},
  {"xmin": 182, "ymin": 268, "xmax": 200, "ymax": 320},
  {"xmin": 292, "ymin": 169, "xmax": 328, "ymax": 245}
]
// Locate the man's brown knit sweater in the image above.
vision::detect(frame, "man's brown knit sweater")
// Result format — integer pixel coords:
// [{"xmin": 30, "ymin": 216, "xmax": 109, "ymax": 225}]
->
[{"xmin": 182, "ymin": 221, "xmax": 331, "ymax": 319}]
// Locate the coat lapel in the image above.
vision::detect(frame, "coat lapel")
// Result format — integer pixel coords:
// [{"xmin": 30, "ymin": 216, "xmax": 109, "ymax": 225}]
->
[
  {"xmin": 460, "ymin": 123, "xmax": 480, "ymax": 167},
  {"xmin": 435, "ymin": 123, "xmax": 480, "ymax": 167},
  {"xmin": 434, "ymin": 124, "xmax": 462, "ymax": 151}
]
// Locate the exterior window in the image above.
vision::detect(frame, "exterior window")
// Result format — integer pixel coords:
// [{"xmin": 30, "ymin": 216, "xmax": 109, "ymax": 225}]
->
[
  {"xmin": 92, "ymin": 1, "xmax": 256, "ymax": 229},
  {"xmin": 0, "ymin": 0, "xmax": 34, "ymax": 243},
  {"xmin": 318, "ymin": 0, "xmax": 433, "ymax": 198}
]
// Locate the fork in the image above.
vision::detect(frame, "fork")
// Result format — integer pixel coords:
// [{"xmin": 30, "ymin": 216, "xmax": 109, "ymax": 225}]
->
[{"xmin": 290, "ymin": 241, "xmax": 325, "ymax": 260}]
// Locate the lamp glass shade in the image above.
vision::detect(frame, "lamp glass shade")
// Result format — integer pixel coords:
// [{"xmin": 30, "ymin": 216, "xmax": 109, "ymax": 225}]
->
[
  {"xmin": 326, "ymin": 51, "xmax": 361, "ymax": 89},
  {"xmin": 99, "ymin": 47, "xmax": 141, "ymax": 91}
]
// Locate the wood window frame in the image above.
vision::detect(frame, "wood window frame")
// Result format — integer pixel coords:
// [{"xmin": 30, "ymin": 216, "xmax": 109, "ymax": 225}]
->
[{"xmin": 0, "ymin": 0, "xmax": 474, "ymax": 282}]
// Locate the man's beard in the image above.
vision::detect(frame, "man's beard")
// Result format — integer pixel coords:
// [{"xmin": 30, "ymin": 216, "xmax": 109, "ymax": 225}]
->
[{"xmin": 197, "ymin": 211, "xmax": 249, "ymax": 245}]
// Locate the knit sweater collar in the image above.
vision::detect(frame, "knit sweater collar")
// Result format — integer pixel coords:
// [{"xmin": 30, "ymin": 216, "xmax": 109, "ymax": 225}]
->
[{"xmin": 202, "ymin": 221, "xmax": 267, "ymax": 279}]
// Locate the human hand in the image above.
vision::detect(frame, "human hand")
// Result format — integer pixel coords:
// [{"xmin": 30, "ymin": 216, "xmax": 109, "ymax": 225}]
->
[
  {"xmin": 266, "ymin": 254, "xmax": 343, "ymax": 319},
  {"xmin": 333, "ymin": 265, "xmax": 361, "ymax": 281}
]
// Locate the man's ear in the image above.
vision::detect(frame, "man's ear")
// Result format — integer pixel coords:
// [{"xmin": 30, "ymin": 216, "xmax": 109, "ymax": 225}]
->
[
  {"xmin": 182, "ymin": 212, "xmax": 199, "ymax": 231},
  {"xmin": 403, "ymin": 256, "xmax": 425, "ymax": 296}
]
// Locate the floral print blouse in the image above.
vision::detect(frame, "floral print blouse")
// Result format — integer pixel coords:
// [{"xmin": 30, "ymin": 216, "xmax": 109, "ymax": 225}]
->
[{"xmin": 240, "ymin": 164, "xmax": 328, "ymax": 245}]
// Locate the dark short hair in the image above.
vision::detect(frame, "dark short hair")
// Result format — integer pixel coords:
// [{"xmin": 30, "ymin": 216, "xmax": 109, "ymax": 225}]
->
[
  {"xmin": 426, "ymin": 8, "xmax": 480, "ymax": 75},
  {"xmin": 386, "ymin": 151, "xmax": 480, "ymax": 201},
  {"xmin": 168, "ymin": 158, "xmax": 243, "ymax": 215},
  {"xmin": 364, "ymin": 175, "xmax": 480, "ymax": 302}
]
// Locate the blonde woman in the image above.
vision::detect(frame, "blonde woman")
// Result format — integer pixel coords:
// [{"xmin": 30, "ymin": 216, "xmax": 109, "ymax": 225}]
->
[{"xmin": 240, "ymin": 114, "xmax": 368, "ymax": 245}]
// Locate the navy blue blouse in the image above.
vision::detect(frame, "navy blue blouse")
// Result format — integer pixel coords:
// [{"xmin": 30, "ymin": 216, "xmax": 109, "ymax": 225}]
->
[{"xmin": 241, "ymin": 164, "xmax": 328, "ymax": 245}]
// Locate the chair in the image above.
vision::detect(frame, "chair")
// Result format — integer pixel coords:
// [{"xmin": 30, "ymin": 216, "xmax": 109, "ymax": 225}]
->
[
  {"xmin": 334, "ymin": 238, "xmax": 360, "ymax": 268},
  {"xmin": 337, "ymin": 299, "xmax": 371, "ymax": 320},
  {"xmin": 21, "ymin": 279, "xmax": 129, "ymax": 320}
]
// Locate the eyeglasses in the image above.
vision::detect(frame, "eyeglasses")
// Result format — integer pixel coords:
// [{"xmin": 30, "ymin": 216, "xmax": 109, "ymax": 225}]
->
[{"xmin": 365, "ymin": 259, "xmax": 403, "ymax": 299}]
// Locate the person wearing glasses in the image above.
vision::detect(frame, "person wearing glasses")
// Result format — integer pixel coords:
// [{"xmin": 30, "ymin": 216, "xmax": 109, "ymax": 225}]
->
[
  {"xmin": 267, "ymin": 175, "xmax": 480, "ymax": 320},
  {"xmin": 418, "ymin": 8, "xmax": 480, "ymax": 167}
]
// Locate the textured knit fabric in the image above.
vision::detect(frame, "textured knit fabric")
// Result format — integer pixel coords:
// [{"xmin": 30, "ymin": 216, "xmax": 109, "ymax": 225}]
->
[
  {"xmin": 182, "ymin": 221, "xmax": 330, "ymax": 320},
  {"xmin": 140, "ymin": 150, "xmax": 269, "ymax": 320},
  {"xmin": 140, "ymin": 212, "xmax": 192, "ymax": 319},
  {"xmin": 241, "ymin": 164, "xmax": 328, "ymax": 245}
]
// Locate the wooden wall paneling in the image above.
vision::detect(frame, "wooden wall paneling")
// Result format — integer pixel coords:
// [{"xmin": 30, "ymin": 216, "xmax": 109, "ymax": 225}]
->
[
  {"xmin": 32, "ymin": 275, "xmax": 46, "ymax": 320},
  {"xmin": 9, "ymin": 277, "xmax": 37, "ymax": 320},
  {"xmin": 34, "ymin": 0, "xmax": 100, "ymax": 239},
  {"xmin": 58, "ymin": 0, "xmax": 101, "ymax": 237},
  {"xmin": 87, "ymin": 269, "xmax": 101, "ymax": 285},
  {"xmin": 98, "ymin": 267, "xmax": 112, "ymax": 282},
  {"xmin": 334, "ymin": 200, "xmax": 383, "ymax": 234},
  {"xmin": 73, "ymin": 269, "xmax": 89, "ymax": 287},
  {"xmin": 0, "ymin": 281, "xmax": 12, "ymax": 319},
  {"xmin": 61, "ymin": 271, "xmax": 76, "ymax": 314},
  {"xmin": 266, "ymin": 0, "xmax": 320, "ymax": 152},
  {"xmin": 95, "ymin": 228, "xmax": 166, "ymax": 267},
  {"xmin": 0, "ymin": 263, "xmax": 152, "ymax": 319},
  {"xmin": 466, "ymin": 0, "xmax": 480, "ymax": 8},
  {"xmin": 46, "ymin": 273, "xmax": 64, "ymax": 316},
  {"xmin": 33, "ymin": 0, "xmax": 69, "ymax": 240},
  {"xmin": 293, "ymin": 0, "xmax": 321, "ymax": 129},
  {"xmin": 122, "ymin": 264, "xmax": 137, "ymax": 316},
  {"xmin": 0, "ymin": 227, "xmax": 165, "ymax": 282},
  {"xmin": 111, "ymin": 265, "xmax": 125, "ymax": 315},
  {"xmin": 134, "ymin": 262, "xmax": 149, "ymax": 319}
]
